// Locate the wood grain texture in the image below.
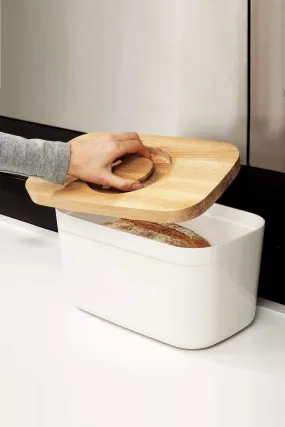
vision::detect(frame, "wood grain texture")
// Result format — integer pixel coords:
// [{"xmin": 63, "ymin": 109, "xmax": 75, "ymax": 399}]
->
[
  {"xmin": 26, "ymin": 133, "xmax": 240, "ymax": 223},
  {"xmin": 112, "ymin": 155, "xmax": 154, "ymax": 183}
]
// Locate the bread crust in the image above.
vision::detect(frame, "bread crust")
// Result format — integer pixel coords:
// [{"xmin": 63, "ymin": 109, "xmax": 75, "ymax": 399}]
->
[{"xmin": 104, "ymin": 219, "xmax": 210, "ymax": 248}]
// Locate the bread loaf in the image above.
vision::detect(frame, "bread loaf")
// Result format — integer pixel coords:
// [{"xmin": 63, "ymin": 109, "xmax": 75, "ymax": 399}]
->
[{"xmin": 103, "ymin": 219, "xmax": 210, "ymax": 248}]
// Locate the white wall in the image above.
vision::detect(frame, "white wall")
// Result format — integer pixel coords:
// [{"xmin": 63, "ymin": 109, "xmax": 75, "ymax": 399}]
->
[
  {"xmin": 0, "ymin": 0, "xmax": 247, "ymax": 162},
  {"xmin": 251, "ymin": 0, "xmax": 285, "ymax": 172}
]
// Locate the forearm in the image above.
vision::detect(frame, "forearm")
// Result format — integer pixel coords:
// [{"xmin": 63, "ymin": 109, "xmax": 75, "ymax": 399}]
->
[{"xmin": 0, "ymin": 132, "xmax": 70, "ymax": 184}]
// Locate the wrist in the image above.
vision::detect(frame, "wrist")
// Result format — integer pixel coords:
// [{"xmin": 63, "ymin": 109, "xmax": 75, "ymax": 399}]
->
[{"xmin": 68, "ymin": 141, "xmax": 80, "ymax": 177}]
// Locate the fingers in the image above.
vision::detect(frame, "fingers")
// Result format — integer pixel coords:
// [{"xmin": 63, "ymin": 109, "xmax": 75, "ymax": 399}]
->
[
  {"xmin": 115, "ymin": 139, "xmax": 151, "ymax": 160},
  {"xmin": 114, "ymin": 132, "xmax": 141, "ymax": 141},
  {"xmin": 100, "ymin": 171, "xmax": 143, "ymax": 192},
  {"xmin": 112, "ymin": 133, "xmax": 151, "ymax": 159}
]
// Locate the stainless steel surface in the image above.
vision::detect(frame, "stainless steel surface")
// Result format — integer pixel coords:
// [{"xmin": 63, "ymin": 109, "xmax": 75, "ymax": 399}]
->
[
  {"xmin": 251, "ymin": 0, "xmax": 285, "ymax": 172},
  {"xmin": 0, "ymin": 0, "xmax": 248, "ymax": 163}
]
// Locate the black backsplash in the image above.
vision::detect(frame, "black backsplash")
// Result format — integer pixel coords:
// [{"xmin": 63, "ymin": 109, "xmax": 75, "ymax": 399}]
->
[
  {"xmin": 0, "ymin": 116, "xmax": 285, "ymax": 306},
  {"xmin": 219, "ymin": 167, "xmax": 285, "ymax": 306}
]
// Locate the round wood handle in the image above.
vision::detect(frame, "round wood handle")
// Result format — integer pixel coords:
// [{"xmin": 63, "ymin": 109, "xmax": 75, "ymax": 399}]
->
[{"xmin": 112, "ymin": 154, "xmax": 154, "ymax": 182}]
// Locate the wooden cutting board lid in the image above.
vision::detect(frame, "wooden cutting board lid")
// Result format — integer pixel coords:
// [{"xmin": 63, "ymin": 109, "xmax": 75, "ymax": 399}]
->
[{"xmin": 26, "ymin": 133, "xmax": 240, "ymax": 223}]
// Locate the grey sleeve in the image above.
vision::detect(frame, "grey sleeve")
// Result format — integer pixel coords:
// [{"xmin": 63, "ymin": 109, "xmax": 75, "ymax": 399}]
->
[{"xmin": 0, "ymin": 132, "xmax": 71, "ymax": 184}]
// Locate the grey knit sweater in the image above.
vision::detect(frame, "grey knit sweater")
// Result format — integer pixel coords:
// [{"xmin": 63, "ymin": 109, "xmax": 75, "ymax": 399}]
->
[{"xmin": 0, "ymin": 132, "xmax": 71, "ymax": 184}]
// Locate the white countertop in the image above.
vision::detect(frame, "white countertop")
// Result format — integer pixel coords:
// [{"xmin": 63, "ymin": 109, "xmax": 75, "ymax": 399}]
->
[{"xmin": 0, "ymin": 215, "xmax": 285, "ymax": 427}]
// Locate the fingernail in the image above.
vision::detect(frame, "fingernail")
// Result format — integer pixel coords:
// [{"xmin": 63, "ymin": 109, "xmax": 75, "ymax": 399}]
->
[{"xmin": 132, "ymin": 182, "xmax": 142, "ymax": 191}]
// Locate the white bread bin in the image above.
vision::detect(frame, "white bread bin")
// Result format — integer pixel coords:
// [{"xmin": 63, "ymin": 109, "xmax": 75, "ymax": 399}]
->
[
  {"xmin": 56, "ymin": 203, "xmax": 264, "ymax": 349},
  {"xmin": 26, "ymin": 134, "xmax": 264, "ymax": 349}
]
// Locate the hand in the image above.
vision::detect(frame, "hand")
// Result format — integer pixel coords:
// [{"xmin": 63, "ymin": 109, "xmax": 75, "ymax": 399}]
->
[{"xmin": 68, "ymin": 133, "xmax": 151, "ymax": 191}]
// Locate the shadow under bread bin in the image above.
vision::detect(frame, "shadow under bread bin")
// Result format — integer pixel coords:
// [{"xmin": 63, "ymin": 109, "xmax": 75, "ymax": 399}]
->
[{"xmin": 26, "ymin": 133, "xmax": 265, "ymax": 349}]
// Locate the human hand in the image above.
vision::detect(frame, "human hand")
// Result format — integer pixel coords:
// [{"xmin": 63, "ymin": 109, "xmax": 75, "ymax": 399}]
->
[{"xmin": 68, "ymin": 133, "xmax": 151, "ymax": 191}]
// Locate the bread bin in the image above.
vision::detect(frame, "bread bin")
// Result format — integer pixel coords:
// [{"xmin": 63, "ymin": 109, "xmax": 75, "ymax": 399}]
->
[{"xmin": 26, "ymin": 133, "xmax": 265, "ymax": 349}]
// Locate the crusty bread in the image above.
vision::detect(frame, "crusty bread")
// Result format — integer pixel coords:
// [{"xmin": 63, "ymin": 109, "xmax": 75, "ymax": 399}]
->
[{"xmin": 103, "ymin": 219, "xmax": 210, "ymax": 248}]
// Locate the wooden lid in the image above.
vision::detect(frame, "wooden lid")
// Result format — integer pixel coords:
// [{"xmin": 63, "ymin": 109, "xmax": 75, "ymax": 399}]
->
[{"xmin": 26, "ymin": 133, "xmax": 240, "ymax": 223}]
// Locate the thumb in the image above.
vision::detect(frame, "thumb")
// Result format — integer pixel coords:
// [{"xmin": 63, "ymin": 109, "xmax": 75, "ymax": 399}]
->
[{"xmin": 100, "ymin": 171, "xmax": 143, "ymax": 192}]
